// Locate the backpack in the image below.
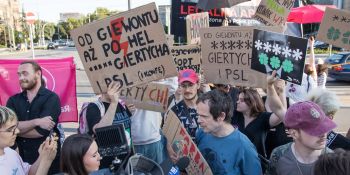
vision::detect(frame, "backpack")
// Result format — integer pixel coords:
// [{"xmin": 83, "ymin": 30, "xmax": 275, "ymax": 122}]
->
[{"xmin": 78, "ymin": 98, "xmax": 106, "ymax": 134}]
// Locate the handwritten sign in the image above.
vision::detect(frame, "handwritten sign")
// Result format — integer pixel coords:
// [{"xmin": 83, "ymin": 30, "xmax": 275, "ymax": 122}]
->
[
  {"xmin": 120, "ymin": 82, "xmax": 169, "ymax": 113},
  {"xmin": 70, "ymin": 3, "xmax": 177, "ymax": 94},
  {"xmin": 251, "ymin": 29, "xmax": 307, "ymax": 85},
  {"xmin": 170, "ymin": 45, "xmax": 201, "ymax": 73},
  {"xmin": 162, "ymin": 110, "xmax": 212, "ymax": 175},
  {"xmin": 186, "ymin": 12, "xmax": 209, "ymax": 44},
  {"xmin": 253, "ymin": 0, "xmax": 294, "ymax": 28},
  {"xmin": 317, "ymin": 7, "xmax": 350, "ymax": 50},
  {"xmin": 200, "ymin": 26, "xmax": 267, "ymax": 88}
]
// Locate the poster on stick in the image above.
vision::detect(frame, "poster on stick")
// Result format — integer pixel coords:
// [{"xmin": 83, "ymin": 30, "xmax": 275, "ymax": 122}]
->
[
  {"xmin": 253, "ymin": 0, "xmax": 295, "ymax": 28},
  {"xmin": 170, "ymin": 45, "xmax": 201, "ymax": 73},
  {"xmin": 71, "ymin": 3, "xmax": 177, "ymax": 94},
  {"xmin": 317, "ymin": 7, "xmax": 350, "ymax": 50},
  {"xmin": 120, "ymin": 82, "xmax": 169, "ymax": 113},
  {"xmin": 162, "ymin": 110, "xmax": 212, "ymax": 175},
  {"xmin": 186, "ymin": 12, "xmax": 209, "ymax": 44},
  {"xmin": 200, "ymin": 26, "xmax": 267, "ymax": 88},
  {"xmin": 251, "ymin": 29, "xmax": 307, "ymax": 85}
]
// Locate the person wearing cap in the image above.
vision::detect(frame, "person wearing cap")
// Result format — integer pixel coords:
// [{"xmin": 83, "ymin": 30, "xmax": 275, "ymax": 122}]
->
[
  {"xmin": 266, "ymin": 101, "xmax": 336, "ymax": 175},
  {"xmin": 306, "ymin": 88, "xmax": 350, "ymax": 151},
  {"xmin": 315, "ymin": 58, "xmax": 327, "ymax": 89},
  {"xmin": 166, "ymin": 69, "xmax": 200, "ymax": 162}
]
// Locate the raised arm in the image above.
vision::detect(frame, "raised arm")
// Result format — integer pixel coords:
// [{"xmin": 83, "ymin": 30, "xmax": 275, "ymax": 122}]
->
[
  {"xmin": 267, "ymin": 71, "xmax": 287, "ymax": 127},
  {"xmin": 308, "ymin": 36, "xmax": 317, "ymax": 81}
]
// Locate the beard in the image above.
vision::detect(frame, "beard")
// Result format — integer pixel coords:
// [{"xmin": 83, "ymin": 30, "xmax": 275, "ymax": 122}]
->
[{"xmin": 20, "ymin": 77, "xmax": 38, "ymax": 90}]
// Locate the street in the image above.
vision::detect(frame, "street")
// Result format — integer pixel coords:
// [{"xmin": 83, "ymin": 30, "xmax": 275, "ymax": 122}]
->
[{"xmin": 1, "ymin": 47, "xmax": 349, "ymax": 135}]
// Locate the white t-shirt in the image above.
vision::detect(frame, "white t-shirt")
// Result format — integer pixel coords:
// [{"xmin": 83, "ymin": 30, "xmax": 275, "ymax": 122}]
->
[
  {"xmin": 286, "ymin": 73, "xmax": 317, "ymax": 104},
  {"xmin": 0, "ymin": 147, "xmax": 31, "ymax": 175},
  {"xmin": 131, "ymin": 109, "xmax": 162, "ymax": 145}
]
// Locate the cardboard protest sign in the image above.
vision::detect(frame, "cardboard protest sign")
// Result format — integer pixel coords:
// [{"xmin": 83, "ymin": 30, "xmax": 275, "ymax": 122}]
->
[
  {"xmin": 120, "ymin": 82, "xmax": 169, "ymax": 112},
  {"xmin": 170, "ymin": 45, "xmax": 201, "ymax": 73},
  {"xmin": 186, "ymin": 12, "xmax": 209, "ymax": 44},
  {"xmin": 253, "ymin": 0, "xmax": 295, "ymax": 28},
  {"xmin": 71, "ymin": 3, "xmax": 177, "ymax": 94},
  {"xmin": 166, "ymin": 35, "xmax": 175, "ymax": 46},
  {"xmin": 162, "ymin": 110, "xmax": 212, "ymax": 175},
  {"xmin": 200, "ymin": 26, "xmax": 267, "ymax": 88},
  {"xmin": 317, "ymin": 7, "xmax": 350, "ymax": 50},
  {"xmin": 251, "ymin": 29, "xmax": 307, "ymax": 85}
]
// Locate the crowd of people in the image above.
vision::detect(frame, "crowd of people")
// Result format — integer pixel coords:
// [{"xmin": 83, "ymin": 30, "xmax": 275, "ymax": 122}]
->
[{"xmin": 0, "ymin": 42, "xmax": 350, "ymax": 175}]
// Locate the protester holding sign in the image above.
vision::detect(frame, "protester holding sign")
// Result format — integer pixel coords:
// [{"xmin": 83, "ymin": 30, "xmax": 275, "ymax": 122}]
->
[
  {"xmin": 6, "ymin": 61, "xmax": 62, "ymax": 174},
  {"xmin": 167, "ymin": 69, "xmax": 200, "ymax": 163},
  {"xmin": 196, "ymin": 90, "xmax": 262, "ymax": 175},
  {"xmin": 232, "ymin": 71, "xmax": 286, "ymax": 172},
  {"xmin": 285, "ymin": 37, "xmax": 317, "ymax": 104}
]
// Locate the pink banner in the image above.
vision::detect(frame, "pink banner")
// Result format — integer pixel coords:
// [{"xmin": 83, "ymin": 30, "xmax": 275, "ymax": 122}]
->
[{"xmin": 0, "ymin": 57, "xmax": 78, "ymax": 123}]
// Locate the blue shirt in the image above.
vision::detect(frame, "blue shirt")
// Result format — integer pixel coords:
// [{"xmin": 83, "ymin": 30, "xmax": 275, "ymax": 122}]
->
[{"xmin": 196, "ymin": 128, "xmax": 262, "ymax": 175}]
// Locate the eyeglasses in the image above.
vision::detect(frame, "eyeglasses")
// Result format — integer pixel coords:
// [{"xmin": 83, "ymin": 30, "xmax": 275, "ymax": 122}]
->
[{"xmin": 0, "ymin": 123, "xmax": 19, "ymax": 135}]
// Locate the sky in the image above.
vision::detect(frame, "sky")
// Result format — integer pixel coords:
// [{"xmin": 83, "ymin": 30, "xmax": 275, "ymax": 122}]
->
[{"xmin": 20, "ymin": 0, "xmax": 171, "ymax": 23}]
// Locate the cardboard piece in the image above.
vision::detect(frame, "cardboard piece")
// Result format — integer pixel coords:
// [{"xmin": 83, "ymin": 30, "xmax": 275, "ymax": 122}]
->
[
  {"xmin": 166, "ymin": 35, "xmax": 175, "ymax": 46},
  {"xmin": 162, "ymin": 110, "xmax": 213, "ymax": 175},
  {"xmin": 199, "ymin": 26, "xmax": 267, "ymax": 88},
  {"xmin": 317, "ymin": 7, "xmax": 350, "ymax": 50},
  {"xmin": 251, "ymin": 29, "xmax": 307, "ymax": 85},
  {"xmin": 186, "ymin": 12, "xmax": 209, "ymax": 44},
  {"xmin": 70, "ymin": 3, "xmax": 177, "ymax": 94},
  {"xmin": 253, "ymin": 0, "xmax": 295, "ymax": 28},
  {"xmin": 170, "ymin": 45, "xmax": 201, "ymax": 73},
  {"xmin": 120, "ymin": 82, "xmax": 169, "ymax": 113}
]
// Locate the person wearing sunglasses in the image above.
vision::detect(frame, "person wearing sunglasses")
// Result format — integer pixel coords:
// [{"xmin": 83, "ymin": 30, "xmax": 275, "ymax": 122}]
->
[{"xmin": 0, "ymin": 106, "xmax": 57, "ymax": 175}]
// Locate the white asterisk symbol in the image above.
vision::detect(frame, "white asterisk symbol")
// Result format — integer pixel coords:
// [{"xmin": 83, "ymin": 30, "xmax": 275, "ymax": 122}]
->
[
  {"xmin": 263, "ymin": 42, "xmax": 272, "ymax": 53},
  {"xmin": 292, "ymin": 49, "xmax": 303, "ymax": 61},
  {"xmin": 282, "ymin": 46, "xmax": 292, "ymax": 58},
  {"xmin": 272, "ymin": 44, "xmax": 281, "ymax": 55},
  {"xmin": 254, "ymin": 40, "xmax": 263, "ymax": 50}
]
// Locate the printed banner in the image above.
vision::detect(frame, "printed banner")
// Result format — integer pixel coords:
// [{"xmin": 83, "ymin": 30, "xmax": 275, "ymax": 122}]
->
[
  {"xmin": 200, "ymin": 26, "xmax": 267, "ymax": 88},
  {"xmin": 120, "ymin": 82, "xmax": 169, "ymax": 113},
  {"xmin": 251, "ymin": 29, "xmax": 307, "ymax": 85},
  {"xmin": 186, "ymin": 12, "xmax": 209, "ymax": 44},
  {"xmin": 162, "ymin": 110, "xmax": 212, "ymax": 175},
  {"xmin": 0, "ymin": 57, "xmax": 78, "ymax": 123},
  {"xmin": 170, "ymin": 45, "xmax": 201, "ymax": 73},
  {"xmin": 253, "ymin": 0, "xmax": 295, "ymax": 27},
  {"xmin": 317, "ymin": 7, "xmax": 350, "ymax": 50},
  {"xmin": 71, "ymin": 3, "xmax": 177, "ymax": 94}
]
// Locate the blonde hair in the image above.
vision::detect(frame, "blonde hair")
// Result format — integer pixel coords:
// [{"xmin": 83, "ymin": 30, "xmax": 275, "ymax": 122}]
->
[
  {"xmin": 0, "ymin": 106, "xmax": 17, "ymax": 128},
  {"xmin": 306, "ymin": 88, "xmax": 340, "ymax": 116}
]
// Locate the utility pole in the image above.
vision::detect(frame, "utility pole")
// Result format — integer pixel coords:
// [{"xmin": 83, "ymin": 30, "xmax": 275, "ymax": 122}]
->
[{"xmin": 128, "ymin": 0, "xmax": 131, "ymax": 10}]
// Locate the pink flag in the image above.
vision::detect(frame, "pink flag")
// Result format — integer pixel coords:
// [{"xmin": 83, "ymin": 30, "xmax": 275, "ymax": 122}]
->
[{"xmin": 0, "ymin": 57, "xmax": 78, "ymax": 122}]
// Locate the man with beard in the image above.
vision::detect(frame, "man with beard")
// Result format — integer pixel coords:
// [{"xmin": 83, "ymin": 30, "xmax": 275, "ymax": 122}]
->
[
  {"xmin": 166, "ymin": 69, "xmax": 200, "ymax": 162},
  {"xmin": 6, "ymin": 61, "xmax": 61, "ymax": 174}
]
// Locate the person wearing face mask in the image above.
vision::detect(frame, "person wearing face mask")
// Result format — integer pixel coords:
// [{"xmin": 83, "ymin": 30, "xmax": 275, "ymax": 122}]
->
[{"xmin": 59, "ymin": 134, "xmax": 102, "ymax": 175}]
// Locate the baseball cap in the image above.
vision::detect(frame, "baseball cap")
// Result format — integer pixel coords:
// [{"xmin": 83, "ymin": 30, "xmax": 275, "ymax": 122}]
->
[
  {"xmin": 178, "ymin": 69, "xmax": 198, "ymax": 84},
  {"xmin": 284, "ymin": 101, "xmax": 336, "ymax": 136}
]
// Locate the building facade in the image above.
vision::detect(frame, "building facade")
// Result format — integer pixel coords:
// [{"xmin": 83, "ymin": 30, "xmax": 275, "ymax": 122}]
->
[
  {"xmin": 158, "ymin": 5, "xmax": 171, "ymax": 34},
  {"xmin": 59, "ymin": 12, "xmax": 83, "ymax": 22}
]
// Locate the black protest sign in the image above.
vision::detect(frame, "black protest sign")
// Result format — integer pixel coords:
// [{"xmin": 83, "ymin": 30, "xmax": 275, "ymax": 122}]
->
[
  {"xmin": 170, "ymin": 45, "xmax": 201, "ymax": 73},
  {"xmin": 120, "ymin": 82, "xmax": 169, "ymax": 112},
  {"xmin": 70, "ymin": 3, "xmax": 177, "ymax": 94},
  {"xmin": 253, "ymin": 0, "xmax": 295, "ymax": 28},
  {"xmin": 317, "ymin": 7, "xmax": 350, "ymax": 50},
  {"xmin": 251, "ymin": 29, "xmax": 307, "ymax": 85},
  {"xmin": 186, "ymin": 12, "xmax": 209, "ymax": 44},
  {"xmin": 200, "ymin": 26, "xmax": 267, "ymax": 88}
]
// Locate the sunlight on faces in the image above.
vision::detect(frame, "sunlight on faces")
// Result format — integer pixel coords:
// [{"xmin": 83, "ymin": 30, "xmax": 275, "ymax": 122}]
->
[
  {"xmin": 0, "ymin": 119, "xmax": 19, "ymax": 148},
  {"xmin": 236, "ymin": 93, "xmax": 250, "ymax": 113},
  {"xmin": 180, "ymin": 81, "xmax": 199, "ymax": 101},
  {"xmin": 17, "ymin": 64, "xmax": 40, "ymax": 90},
  {"xmin": 197, "ymin": 101, "xmax": 222, "ymax": 134},
  {"xmin": 83, "ymin": 141, "xmax": 101, "ymax": 173}
]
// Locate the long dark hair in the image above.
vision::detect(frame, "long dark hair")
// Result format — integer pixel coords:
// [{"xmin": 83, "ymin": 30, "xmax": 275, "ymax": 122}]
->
[
  {"xmin": 60, "ymin": 134, "xmax": 94, "ymax": 175},
  {"xmin": 239, "ymin": 88, "xmax": 265, "ymax": 117}
]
